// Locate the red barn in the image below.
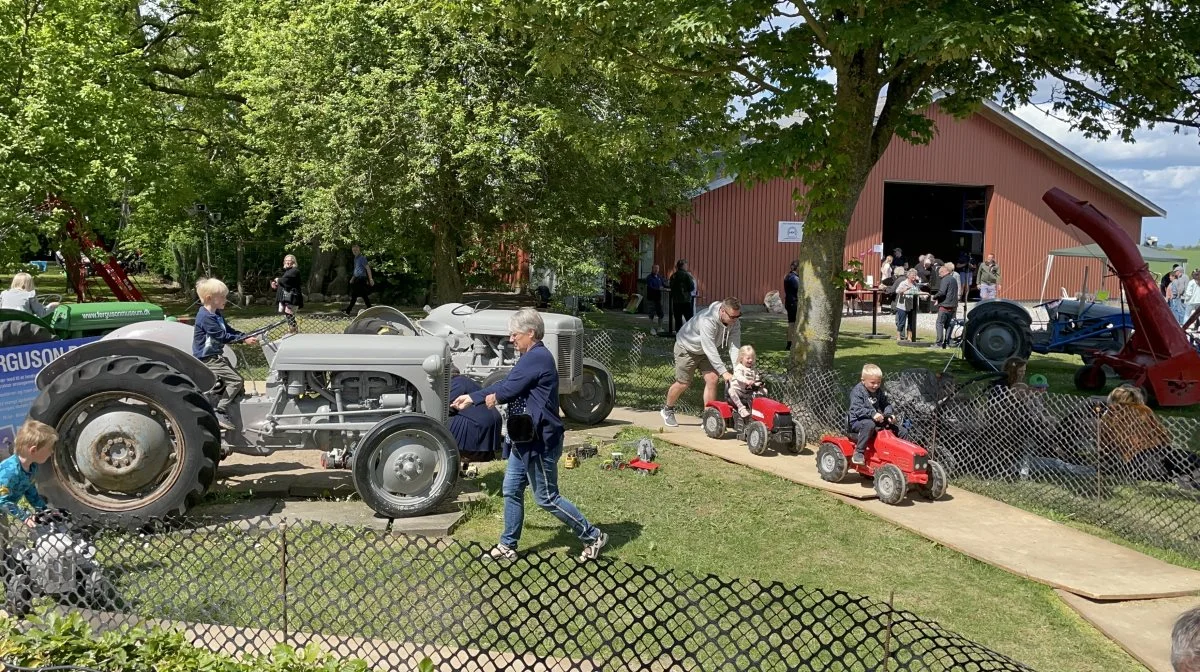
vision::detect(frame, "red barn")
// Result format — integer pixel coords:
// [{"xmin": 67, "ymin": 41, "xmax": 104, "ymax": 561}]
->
[{"xmin": 621, "ymin": 99, "xmax": 1164, "ymax": 306}]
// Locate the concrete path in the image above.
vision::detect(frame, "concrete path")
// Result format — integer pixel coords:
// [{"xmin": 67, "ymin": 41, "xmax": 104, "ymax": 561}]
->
[
  {"xmin": 607, "ymin": 406, "xmax": 1200, "ymax": 601},
  {"xmin": 1057, "ymin": 591, "xmax": 1200, "ymax": 672}
]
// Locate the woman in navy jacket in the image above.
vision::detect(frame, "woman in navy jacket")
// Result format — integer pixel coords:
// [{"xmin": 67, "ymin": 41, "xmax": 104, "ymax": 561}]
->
[{"xmin": 451, "ymin": 308, "xmax": 608, "ymax": 563}]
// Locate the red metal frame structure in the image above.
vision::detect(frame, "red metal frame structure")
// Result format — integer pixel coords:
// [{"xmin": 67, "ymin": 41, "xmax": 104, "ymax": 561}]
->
[
  {"xmin": 44, "ymin": 197, "xmax": 145, "ymax": 303},
  {"xmin": 1043, "ymin": 188, "xmax": 1200, "ymax": 406}
]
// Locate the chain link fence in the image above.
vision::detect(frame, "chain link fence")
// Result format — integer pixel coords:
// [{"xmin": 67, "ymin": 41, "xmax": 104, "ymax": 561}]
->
[
  {"xmin": 583, "ymin": 329, "xmax": 1200, "ymax": 562},
  {"xmin": 1, "ymin": 513, "xmax": 1031, "ymax": 671}
]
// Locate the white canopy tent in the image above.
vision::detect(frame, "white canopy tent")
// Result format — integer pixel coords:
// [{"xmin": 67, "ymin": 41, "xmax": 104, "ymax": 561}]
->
[{"xmin": 1039, "ymin": 243, "xmax": 1189, "ymax": 303}]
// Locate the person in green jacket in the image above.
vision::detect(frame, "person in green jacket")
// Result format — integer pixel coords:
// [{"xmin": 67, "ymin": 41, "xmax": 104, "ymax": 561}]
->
[{"xmin": 978, "ymin": 254, "xmax": 1001, "ymax": 300}]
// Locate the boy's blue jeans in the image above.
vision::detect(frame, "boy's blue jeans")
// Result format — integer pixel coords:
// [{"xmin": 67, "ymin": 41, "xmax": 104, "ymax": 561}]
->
[{"xmin": 500, "ymin": 439, "xmax": 600, "ymax": 550}]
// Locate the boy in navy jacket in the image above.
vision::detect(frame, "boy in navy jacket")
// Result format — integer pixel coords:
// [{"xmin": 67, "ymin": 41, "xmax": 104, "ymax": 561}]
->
[
  {"xmin": 847, "ymin": 363, "xmax": 895, "ymax": 465},
  {"xmin": 193, "ymin": 278, "xmax": 257, "ymax": 430},
  {"xmin": 451, "ymin": 308, "xmax": 607, "ymax": 563}
]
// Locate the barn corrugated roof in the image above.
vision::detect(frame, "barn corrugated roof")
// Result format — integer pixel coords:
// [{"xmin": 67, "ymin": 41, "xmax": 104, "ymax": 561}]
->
[{"xmin": 700, "ymin": 96, "xmax": 1166, "ymax": 218}]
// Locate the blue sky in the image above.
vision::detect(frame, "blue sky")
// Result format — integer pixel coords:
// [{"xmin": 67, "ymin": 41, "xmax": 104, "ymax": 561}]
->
[{"xmin": 1009, "ymin": 104, "xmax": 1200, "ymax": 247}]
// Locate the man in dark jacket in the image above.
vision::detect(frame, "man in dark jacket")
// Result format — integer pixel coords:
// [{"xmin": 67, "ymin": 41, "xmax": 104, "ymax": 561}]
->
[
  {"xmin": 933, "ymin": 262, "xmax": 960, "ymax": 348},
  {"xmin": 668, "ymin": 259, "xmax": 696, "ymax": 333},
  {"xmin": 451, "ymin": 308, "xmax": 607, "ymax": 563},
  {"xmin": 847, "ymin": 364, "xmax": 895, "ymax": 464},
  {"xmin": 784, "ymin": 261, "xmax": 799, "ymax": 350},
  {"xmin": 645, "ymin": 264, "xmax": 665, "ymax": 333}
]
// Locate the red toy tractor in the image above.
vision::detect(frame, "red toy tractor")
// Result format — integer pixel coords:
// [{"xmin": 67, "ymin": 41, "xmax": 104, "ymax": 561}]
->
[
  {"xmin": 701, "ymin": 392, "xmax": 806, "ymax": 455},
  {"xmin": 816, "ymin": 426, "xmax": 948, "ymax": 505}
]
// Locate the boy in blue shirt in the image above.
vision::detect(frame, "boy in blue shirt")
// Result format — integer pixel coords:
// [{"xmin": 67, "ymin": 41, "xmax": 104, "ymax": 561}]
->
[
  {"xmin": 0, "ymin": 419, "xmax": 56, "ymax": 525},
  {"xmin": 193, "ymin": 278, "xmax": 258, "ymax": 430}
]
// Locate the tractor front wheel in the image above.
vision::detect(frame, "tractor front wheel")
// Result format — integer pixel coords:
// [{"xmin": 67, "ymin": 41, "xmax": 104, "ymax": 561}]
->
[
  {"xmin": 745, "ymin": 421, "xmax": 769, "ymax": 455},
  {"xmin": 352, "ymin": 414, "xmax": 459, "ymax": 518},
  {"xmin": 920, "ymin": 460, "xmax": 949, "ymax": 501},
  {"xmin": 560, "ymin": 364, "xmax": 615, "ymax": 425},
  {"xmin": 874, "ymin": 464, "xmax": 908, "ymax": 505}
]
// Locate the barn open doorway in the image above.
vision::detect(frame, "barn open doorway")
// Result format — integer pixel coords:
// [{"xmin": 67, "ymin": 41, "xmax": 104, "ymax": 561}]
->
[{"xmin": 881, "ymin": 183, "xmax": 990, "ymax": 270}]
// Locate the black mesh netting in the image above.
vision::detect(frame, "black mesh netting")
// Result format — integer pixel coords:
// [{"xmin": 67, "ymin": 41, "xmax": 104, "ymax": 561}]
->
[{"xmin": 1, "ymin": 513, "xmax": 1030, "ymax": 671}]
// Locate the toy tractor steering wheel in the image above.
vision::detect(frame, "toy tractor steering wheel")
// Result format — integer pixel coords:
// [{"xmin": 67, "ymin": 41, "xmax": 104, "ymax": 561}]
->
[{"xmin": 451, "ymin": 300, "xmax": 492, "ymax": 315}]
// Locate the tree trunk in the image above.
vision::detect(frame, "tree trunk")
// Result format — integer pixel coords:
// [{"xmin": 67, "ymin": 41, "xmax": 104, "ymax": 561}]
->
[
  {"xmin": 431, "ymin": 222, "xmax": 464, "ymax": 304},
  {"xmin": 326, "ymin": 250, "xmax": 351, "ymax": 295},
  {"xmin": 235, "ymin": 239, "xmax": 245, "ymax": 303},
  {"xmin": 307, "ymin": 241, "xmax": 336, "ymax": 296}
]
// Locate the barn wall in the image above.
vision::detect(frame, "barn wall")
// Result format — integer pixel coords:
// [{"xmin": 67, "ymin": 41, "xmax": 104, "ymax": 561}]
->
[{"xmin": 671, "ymin": 104, "xmax": 1149, "ymax": 303}]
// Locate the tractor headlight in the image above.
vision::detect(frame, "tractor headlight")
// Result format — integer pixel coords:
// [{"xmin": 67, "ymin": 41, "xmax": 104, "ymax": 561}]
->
[{"xmin": 422, "ymin": 354, "xmax": 443, "ymax": 377}]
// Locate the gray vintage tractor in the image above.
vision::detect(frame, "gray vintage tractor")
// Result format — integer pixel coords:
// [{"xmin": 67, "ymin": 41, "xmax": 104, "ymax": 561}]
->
[
  {"xmin": 345, "ymin": 302, "xmax": 616, "ymax": 425},
  {"xmin": 27, "ymin": 319, "xmax": 458, "ymax": 523}
]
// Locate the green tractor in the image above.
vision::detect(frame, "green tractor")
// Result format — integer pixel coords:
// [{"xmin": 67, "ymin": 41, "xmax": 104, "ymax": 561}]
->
[{"xmin": 0, "ymin": 302, "xmax": 167, "ymax": 348}]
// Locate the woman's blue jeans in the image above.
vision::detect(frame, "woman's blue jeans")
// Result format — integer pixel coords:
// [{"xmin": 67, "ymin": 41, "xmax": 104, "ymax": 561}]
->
[
  {"xmin": 1169, "ymin": 298, "xmax": 1186, "ymax": 324},
  {"xmin": 500, "ymin": 439, "xmax": 600, "ymax": 550}
]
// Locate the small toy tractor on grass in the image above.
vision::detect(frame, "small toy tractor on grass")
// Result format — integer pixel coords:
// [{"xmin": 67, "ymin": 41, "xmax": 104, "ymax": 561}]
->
[
  {"xmin": 700, "ymin": 388, "xmax": 805, "ymax": 456},
  {"xmin": 3, "ymin": 509, "xmax": 118, "ymax": 617},
  {"xmin": 816, "ymin": 424, "xmax": 948, "ymax": 505}
]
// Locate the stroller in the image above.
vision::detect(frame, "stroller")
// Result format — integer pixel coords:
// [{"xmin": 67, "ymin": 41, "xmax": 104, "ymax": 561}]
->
[{"xmin": 3, "ymin": 509, "xmax": 117, "ymax": 617}]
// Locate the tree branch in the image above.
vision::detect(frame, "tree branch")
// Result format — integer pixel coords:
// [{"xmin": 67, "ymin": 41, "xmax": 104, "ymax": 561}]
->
[
  {"xmin": 151, "ymin": 63, "xmax": 206, "ymax": 80},
  {"xmin": 870, "ymin": 61, "xmax": 937, "ymax": 161},
  {"xmin": 1039, "ymin": 62, "xmax": 1200, "ymax": 129},
  {"xmin": 143, "ymin": 80, "xmax": 248, "ymax": 105},
  {"xmin": 788, "ymin": 2, "xmax": 830, "ymax": 55}
]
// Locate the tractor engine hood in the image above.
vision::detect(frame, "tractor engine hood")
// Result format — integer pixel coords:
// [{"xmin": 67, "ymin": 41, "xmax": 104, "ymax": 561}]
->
[{"xmin": 272, "ymin": 334, "xmax": 449, "ymax": 370}]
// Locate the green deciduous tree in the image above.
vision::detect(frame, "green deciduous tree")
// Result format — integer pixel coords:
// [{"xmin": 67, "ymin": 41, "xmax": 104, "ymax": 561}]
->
[
  {"xmin": 217, "ymin": 0, "xmax": 728, "ymax": 302},
  {"xmin": 509, "ymin": 0, "xmax": 1200, "ymax": 368}
]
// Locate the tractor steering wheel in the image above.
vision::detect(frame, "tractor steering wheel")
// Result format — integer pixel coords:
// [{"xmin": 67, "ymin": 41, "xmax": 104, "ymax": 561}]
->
[
  {"xmin": 451, "ymin": 300, "xmax": 492, "ymax": 315},
  {"xmin": 234, "ymin": 318, "xmax": 291, "ymax": 344},
  {"xmin": 936, "ymin": 371, "xmax": 1004, "ymax": 408}
]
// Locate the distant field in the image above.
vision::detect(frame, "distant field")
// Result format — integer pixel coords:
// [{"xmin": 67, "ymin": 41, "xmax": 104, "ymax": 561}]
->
[{"xmin": 1149, "ymin": 246, "xmax": 1200, "ymax": 277}]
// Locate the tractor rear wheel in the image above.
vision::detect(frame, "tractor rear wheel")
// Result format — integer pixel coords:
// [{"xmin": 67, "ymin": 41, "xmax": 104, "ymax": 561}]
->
[
  {"xmin": 817, "ymin": 442, "xmax": 848, "ymax": 482},
  {"xmin": 0, "ymin": 319, "xmax": 55, "ymax": 348},
  {"xmin": 1073, "ymin": 365, "xmax": 1107, "ymax": 392},
  {"xmin": 344, "ymin": 317, "xmax": 406, "ymax": 336},
  {"xmin": 963, "ymin": 312, "xmax": 1033, "ymax": 371},
  {"xmin": 560, "ymin": 364, "xmax": 614, "ymax": 425},
  {"xmin": 28, "ymin": 356, "xmax": 220, "ymax": 523},
  {"xmin": 700, "ymin": 407, "xmax": 726, "ymax": 439},
  {"xmin": 874, "ymin": 464, "xmax": 908, "ymax": 505}
]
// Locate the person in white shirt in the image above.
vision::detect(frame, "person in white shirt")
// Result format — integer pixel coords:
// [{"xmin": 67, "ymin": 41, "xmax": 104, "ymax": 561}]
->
[
  {"xmin": 0, "ymin": 273, "xmax": 58, "ymax": 317},
  {"xmin": 661, "ymin": 297, "xmax": 742, "ymax": 427},
  {"xmin": 728, "ymin": 345, "xmax": 764, "ymax": 419}
]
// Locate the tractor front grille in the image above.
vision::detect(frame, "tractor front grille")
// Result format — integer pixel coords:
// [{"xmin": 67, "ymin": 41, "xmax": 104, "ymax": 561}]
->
[
  {"xmin": 913, "ymin": 453, "xmax": 928, "ymax": 472},
  {"xmin": 441, "ymin": 356, "xmax": 452, "ymax": 423},
  {"xmin": 557, "ymin": 333, "xmax": 581, "ymax": 379},
  {"xmin": 773, "ymin": 412, "xmax": 793, "ymax": 430}
]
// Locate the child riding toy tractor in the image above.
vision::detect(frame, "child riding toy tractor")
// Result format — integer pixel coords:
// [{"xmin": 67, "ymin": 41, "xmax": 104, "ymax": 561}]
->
[
  {"xmin": 700, "ymin": 383, "xmax": 805, "ymax": 455},
  {"xmin": 816, "ymin": 421, "xmax": 948, "ymax": 505}
]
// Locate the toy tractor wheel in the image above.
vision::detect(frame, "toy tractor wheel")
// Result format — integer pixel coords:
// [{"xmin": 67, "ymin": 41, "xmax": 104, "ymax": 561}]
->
[
  {"xmin": 28, "ymin": 356, "xmax": 221, "ymax": 523},
  {"xmin": 1073, "ymin": 364, "xmax": 1107, "ymax": 392},
  {"xmin": 603, "ymin": 462, "xmax": 613, "ymax": 471},
  {"xmin": 782, "ymin": 425, "xmax": 806, "ymax": 454},
  {"xmin": 920, "ymin": 460, "xmax": 949, "ymax": 501},
  {"xmin": 701, "ymin": 407, "xmax": 726, "ymax": 439},
  {"xmin": 745, "ymin": 421, "xmax": 769, "ymax": 455},
  {"xmin": 560, "ymin": 364, "xmax": 615, "ymax": 425},
  {"xmin": 352, "ymin": 414, "xmax": 460, "ymax": 518},
  {"xmin": 816, "ymin": 442, "xmax": 848, "ymax": 482},
  {"xmin": 874, "ymin": 464, "xmax": 908, "ymax": 505}
]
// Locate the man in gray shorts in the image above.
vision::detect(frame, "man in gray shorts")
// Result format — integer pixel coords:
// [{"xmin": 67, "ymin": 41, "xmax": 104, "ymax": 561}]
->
[{"xmin": 660, "ymin": 297, "xmax": 742, "ymax": 427}]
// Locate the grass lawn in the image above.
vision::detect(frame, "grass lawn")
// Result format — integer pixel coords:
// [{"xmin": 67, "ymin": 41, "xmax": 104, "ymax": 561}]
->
[{"xmin": 453, "ymin": 429, "xmax": 1142, "ymax": 672}]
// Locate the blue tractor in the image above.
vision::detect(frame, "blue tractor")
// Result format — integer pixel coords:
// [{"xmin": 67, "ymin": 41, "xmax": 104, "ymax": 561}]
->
[{"xmin": 961, "ymin": 298, "xmax": 1131, "ymax": 374}]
